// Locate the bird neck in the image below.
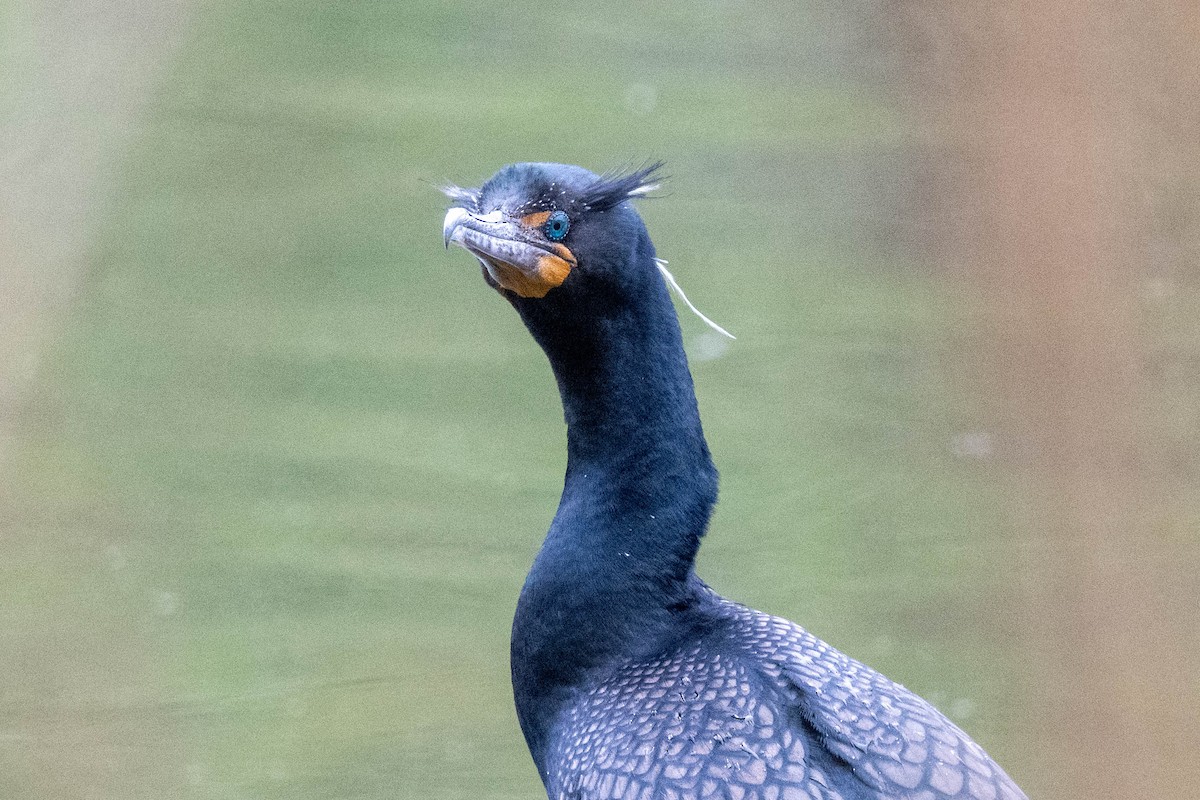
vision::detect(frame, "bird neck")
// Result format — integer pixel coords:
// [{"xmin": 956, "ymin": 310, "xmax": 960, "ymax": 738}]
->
[
  {"xmin": 510, "ymin": 262, "xmax": 719, "ymax": 768},
  {"xmin": 550, "ymin": 292, "xmax": 719, "ymax": 589}
]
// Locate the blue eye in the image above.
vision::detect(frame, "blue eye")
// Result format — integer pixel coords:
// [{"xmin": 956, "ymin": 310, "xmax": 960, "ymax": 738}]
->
[{"xmin": 544, "ymin": 209, "xmax": 570, "ymax": 241}]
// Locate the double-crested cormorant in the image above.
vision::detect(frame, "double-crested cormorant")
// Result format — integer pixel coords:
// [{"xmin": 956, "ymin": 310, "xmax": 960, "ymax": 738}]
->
[{"xmin": 442, "ymin": 163, "xmax": 1027, "ymax": 800}]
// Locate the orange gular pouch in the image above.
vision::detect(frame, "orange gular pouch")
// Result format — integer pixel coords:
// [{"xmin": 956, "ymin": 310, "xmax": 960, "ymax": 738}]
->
[{"xmin": 485, "ymin": 248, "xmax": 574, "ymax": 299}]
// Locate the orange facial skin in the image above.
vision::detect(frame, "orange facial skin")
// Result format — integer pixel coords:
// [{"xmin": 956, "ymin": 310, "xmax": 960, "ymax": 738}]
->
[
  {"xmin": 520, "ymin": 211, "xmax": 553, "ymax": 228},
  {"xmin": 488, "ymin": 246, "xmax": 574, "ymax": 298},
  {"xmin": 483, "ymin": 214, "xmax": 573, "ymax": 298},
  {"xmin": 445, "ymin": 206, "xmax": 576, "ymax": 298}
]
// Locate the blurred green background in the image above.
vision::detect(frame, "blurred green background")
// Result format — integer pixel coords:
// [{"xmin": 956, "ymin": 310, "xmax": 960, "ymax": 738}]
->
[{"xmin": 2, "ymin": 1, "xmax": 1196, "ymax": 798}]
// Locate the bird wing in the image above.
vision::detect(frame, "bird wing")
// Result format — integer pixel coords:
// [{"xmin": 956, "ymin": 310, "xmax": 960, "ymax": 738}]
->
[
  {"xmin": 544, "ymin": 597, "xmax": 1029, "ymax": 800},
  {"xmin": 749, "ymin": 609, "xmax": 1029, "ymax": 800}
]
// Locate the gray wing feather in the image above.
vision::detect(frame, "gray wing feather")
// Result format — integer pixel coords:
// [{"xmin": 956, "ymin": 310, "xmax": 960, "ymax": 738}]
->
[
  {"xmin": 752, "ymin": 608, "xmax": 1028, "ymax": 800},
  {"xmin": 543, "ymin": 598, "xmax": 1028, "ymax": 800}
]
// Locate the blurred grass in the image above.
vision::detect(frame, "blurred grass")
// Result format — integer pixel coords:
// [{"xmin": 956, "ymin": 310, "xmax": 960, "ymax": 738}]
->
[{"xmin": 3, "ymin": 1, "xmax": 1028, "ymax": 798}]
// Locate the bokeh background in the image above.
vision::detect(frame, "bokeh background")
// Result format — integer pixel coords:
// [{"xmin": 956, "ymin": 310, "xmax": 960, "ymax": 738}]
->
[{"xmin": 2, "ymin": 1, "xmax": 1197, "ymax": 798}]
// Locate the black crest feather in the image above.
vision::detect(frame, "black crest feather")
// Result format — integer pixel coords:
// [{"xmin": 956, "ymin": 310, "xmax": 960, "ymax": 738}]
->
[{"xmin": 577, "ymin": 162, "xmax": 666, "ymax": 212}]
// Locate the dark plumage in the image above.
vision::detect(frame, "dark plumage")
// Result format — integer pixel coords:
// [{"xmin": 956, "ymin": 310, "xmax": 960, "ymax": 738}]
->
[{"xmin": 443, "ymin": 163, "xmax": 1027, "ymax": 800}]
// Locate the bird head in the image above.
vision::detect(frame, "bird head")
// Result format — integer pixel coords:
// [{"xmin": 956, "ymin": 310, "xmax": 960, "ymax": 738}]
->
[{"xmin": 442, "ymin": 162, "xmax": 663, "ymax": 303}]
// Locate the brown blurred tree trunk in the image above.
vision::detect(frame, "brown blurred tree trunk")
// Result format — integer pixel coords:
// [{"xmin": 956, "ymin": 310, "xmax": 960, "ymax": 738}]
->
[{"xmin": 883, "ymin": 2, "xmax": 1200, "ymax": 798}]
